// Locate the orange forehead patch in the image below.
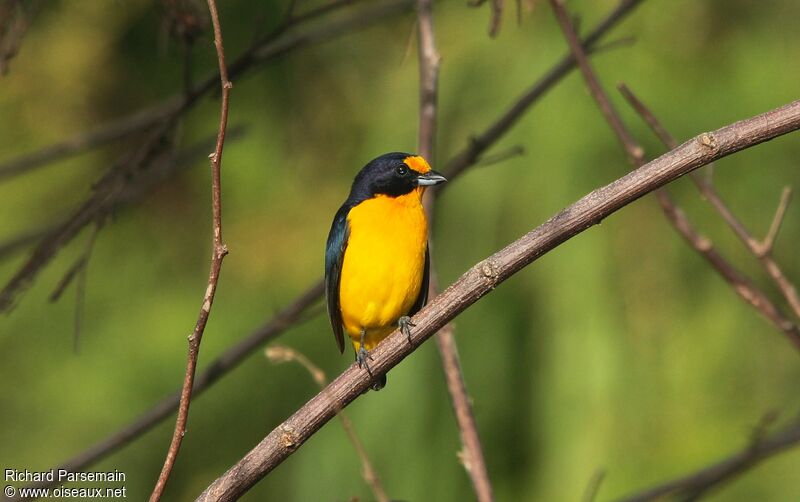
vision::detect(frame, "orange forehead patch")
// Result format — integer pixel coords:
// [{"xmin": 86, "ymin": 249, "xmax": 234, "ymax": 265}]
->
[{"xmin": 403, "ymin": 155, "xmax": 431, "ymax": 174}]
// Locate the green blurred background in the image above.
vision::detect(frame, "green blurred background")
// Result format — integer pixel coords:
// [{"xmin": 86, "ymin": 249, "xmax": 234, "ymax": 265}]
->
[{"xmin": 2, "ymin": 0, "xmax": 799, "ymax": 500}]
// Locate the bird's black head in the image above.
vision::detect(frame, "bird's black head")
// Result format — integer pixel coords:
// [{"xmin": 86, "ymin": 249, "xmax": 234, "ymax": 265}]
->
[{"xmin": 347, "ymin": 152, "xmax": 447, "ymax": 202}]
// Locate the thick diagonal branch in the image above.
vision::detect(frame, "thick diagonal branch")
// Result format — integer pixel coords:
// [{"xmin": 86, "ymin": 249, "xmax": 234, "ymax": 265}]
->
[{"xmin": 195, "ymin": 99, "xmax": 800, "ymax": 502}]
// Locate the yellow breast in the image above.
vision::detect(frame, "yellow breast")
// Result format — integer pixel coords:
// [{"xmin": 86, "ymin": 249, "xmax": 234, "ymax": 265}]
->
[{"xmin": 339, "ymin": 188, "xmax": 428, "ymax": 350}]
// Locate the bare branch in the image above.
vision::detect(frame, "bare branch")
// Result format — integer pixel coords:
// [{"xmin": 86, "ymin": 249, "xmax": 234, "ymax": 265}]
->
[
  {"xmin": 416, "ymin": 0, "xmax": 440, "ymax": 163},
  {"xmin": 549, "ymin": 2, "xmax": 800, "ymax": 351},
  {"xmin": 591, "ymin": 35, "xmax": 637, "ymax": 54},
  {"xmin": 0, "ymin": 0, "xmax": 42, "ymax": 75},
  {"xmin": 196, "ymin": 100, "xmax": 800, "ymax": 502},
  {"xmin": 44, "ymin": 221, "xmax": 103, "ymax": 353},
  {"xmin": 266, "ymin": 346, "xmax": 389, "ymax": 502},
  {"xmin": 615, "ymin": 415, "xmax": 800, "ymax": 502},
  {"xmin": 473, "ymin": 145, "xmax": 525, "ymax": 168},
  {"xmin": 548, "ymin": 0, "xmax": 642, "ymax": 163},
  {"xmin": 435, "ymin": 323, "xmax": 494, "ymax": 502},
  {"xmin": 47, "ymin": 256, "xmax": 88, "ymax": 305},
  {"xmin": 417, "ymin": 1, "xmax": 494, "ymax": 500},
  {"xmin": 656, "ymin": 192, "xmax": 800, "ymax": 349},
  {"xmin": 618, "ymin": 83, "xmax": 800, "ymax": 322},
  {"xmin": 582, "ymin": 469, "xmax": 606, "ymax": 502},
  {"xmin": 757, "ymin": 186, "xmax": 792, "ymax": 256},
  {"xmin": 0, "ymin": 225, "xmax": 56, "ymax": 261},
  {"xmin": 47, "ymin": 222, "xmax": 102, "ymax": 304},
  {"xmin": 150, "ymin": 0, "xmax": 231, "ymax": 498},
  {"xmin": 468, "ymin": 0, "xmax": 503, "ymax": 37}
]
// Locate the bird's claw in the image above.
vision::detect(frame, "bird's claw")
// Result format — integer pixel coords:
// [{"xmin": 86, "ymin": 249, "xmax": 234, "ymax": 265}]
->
[
  {"xmin": 399, "ymin": 315, "xmax": 416, "ymax": 344},
  {"xmin": 356, "ymin": 346, "xmax": 374, "ymax": 373}
]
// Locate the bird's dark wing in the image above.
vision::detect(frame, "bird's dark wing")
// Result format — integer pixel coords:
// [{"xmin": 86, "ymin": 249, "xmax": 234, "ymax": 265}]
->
[
  {"xmin": 325, "ymin": 204, "xmax": 350, "ymax": 353},
  {"xmin": 409, "ymin": 245, "xmax": 430, "ymax": 316}
]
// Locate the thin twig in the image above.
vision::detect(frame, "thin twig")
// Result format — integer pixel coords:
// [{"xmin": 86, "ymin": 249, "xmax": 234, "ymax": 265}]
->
[
  {"xmin": 72, "ymin": 222, "xmax": 101, "ymax": 353},
  {"xmin": 758, "ymin": 186, "xmax": 792, "ymax": 256},
  {"xmin": 13, "ymin": 2, "xmax": 651, "ymax": 492},
  {"xmin": 195, "ymin": 100, "xmax": 800, "ymax": 502},
  {"xmin": 618, "ymin": 83, "xmax": 800, "ymax": 321},
  {"xmin": 468, "ymin": 0, "xmax": 504, "ymax": 37},
  {"xmin": 615, "ymin": 414, "xmax": 800, "ymax": 502},
  {"xmin": 47, "ymin": 222, "xmax": 102, "ymax": 304},
  {"xmin": 474, "ymin": 144, "xmax": 525, "ymax": 167},
  {"xmin": 48, "ymin": 257, "xmax": 88, "ymax": 304},
  {"xmin": 266, "ymin": 345, "xmax": 389, "ymax": 502},
  {"xmin": 582, "ymin": 469, "xmax": 606, "ymax": 502},
  {"xmin": 0, "ymin": 225, "xmax": 56, "ymax": 261},
  {"xmin": 45, "ymin": 221, "xmax": 102, "ymax": 352},
  {"xmin": 150, "ymin": 0, "xmax": 231, "ymax": 499},
  {"xmin": 0, "ymin": 0, "xmax": 41, "ymax": 75},
  {"xmin": 416, "ymin": 0, "xmax": 494, "ymax": 500},
  {"xmin": 549, "ymin": 1, "xmax": 800, "ymax": 351}
]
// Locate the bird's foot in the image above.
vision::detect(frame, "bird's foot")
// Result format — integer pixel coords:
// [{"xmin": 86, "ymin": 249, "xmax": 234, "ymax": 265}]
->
[
  {"xmin": 398, "ymin": 315, "xmax": 416, "ymax": 344},
  {"xmin": 356, "ymin": 346, "xmax": 374, "ymax": 373}
]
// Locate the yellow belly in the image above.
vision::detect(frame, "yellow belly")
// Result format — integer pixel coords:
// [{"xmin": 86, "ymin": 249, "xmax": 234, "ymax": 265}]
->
[{"xmin": 339, "ymin": 190, "xmax": 428, "ymax": 351}]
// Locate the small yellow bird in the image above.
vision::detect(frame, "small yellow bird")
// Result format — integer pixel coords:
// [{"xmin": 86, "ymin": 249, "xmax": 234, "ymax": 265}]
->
[{"xmin": 325, "ymin": 153, "xmax": 446, "ymax": 390}]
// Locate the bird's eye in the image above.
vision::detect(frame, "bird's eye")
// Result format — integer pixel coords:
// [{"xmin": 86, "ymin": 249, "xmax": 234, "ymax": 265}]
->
[{"xmin": 395, "ymin": 165, "xmax": 408, "ymax": 176}]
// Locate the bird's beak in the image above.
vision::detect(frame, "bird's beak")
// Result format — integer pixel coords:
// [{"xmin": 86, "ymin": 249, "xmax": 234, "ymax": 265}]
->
[{"xmin": 416, "ymin": 170, "xmax": 447, "ymax": 186}]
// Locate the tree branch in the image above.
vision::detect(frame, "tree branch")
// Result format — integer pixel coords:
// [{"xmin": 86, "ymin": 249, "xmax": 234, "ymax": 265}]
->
[
  {"xmin": 195, "ymin": 99, "xmax": 800, "ymax": 502},
  {"xmin": 548, "ymin": 0, "xmax": 800, "ymax": 351},
  {"xmin": 618, "ymin": 83, "xmax": 800, "ymax": 322},
  {"xmin": 758, "ymin": 186, "xmax": 792, "ymax": 257},
  {"xmin": 615, "ymin": 415, "xmax": 800, "ymax": 502},
  {"xmin": 468, "ymin": 0, "xmax": 504, "ymax": 38},
  {"xmin": 266, "ymin": 345, "xmax": 389, "ymax": 502},
  {"xmin": 548, "ymin": 0, "xmax": 641, "ymax": 162},
  {"xmin": 0, "ymin": 0, "xmax": 41, "ymax": 75},
  {"xmin": 417, "ymin": 0, "xmax": 494, "ymax": 499},
  {"xmin": 150, "ymin": 0, "xmax": 231, "ymax": 499}
]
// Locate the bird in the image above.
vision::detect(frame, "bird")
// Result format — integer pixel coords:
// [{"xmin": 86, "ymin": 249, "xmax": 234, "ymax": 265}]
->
[{"xmin": 325, "ymin": 152, "xmax": 447, "ymax": 390}]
